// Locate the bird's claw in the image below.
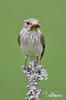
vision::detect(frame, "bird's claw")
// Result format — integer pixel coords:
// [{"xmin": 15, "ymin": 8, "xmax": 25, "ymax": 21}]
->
[{"xmin": 23, "ymin": 64, "xmax": 27, "ymax": 70}]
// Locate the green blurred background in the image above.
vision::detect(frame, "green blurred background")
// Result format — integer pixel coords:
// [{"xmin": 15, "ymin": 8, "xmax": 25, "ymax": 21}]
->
[{"xmin": 0, "ymin": 0, "xmax": 66, "ymax": 100}]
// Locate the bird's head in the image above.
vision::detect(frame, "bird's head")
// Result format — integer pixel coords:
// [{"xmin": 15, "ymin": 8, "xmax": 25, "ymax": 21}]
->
[{"xmin": 23, "ymin": 18, "xmax": 40, "ymax": 30}]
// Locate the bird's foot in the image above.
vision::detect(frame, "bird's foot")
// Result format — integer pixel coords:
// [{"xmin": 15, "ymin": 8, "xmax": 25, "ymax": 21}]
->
[
  {"xmin": 38, "ymin": 61, "xmax": 40, "ymax": 65},
  {"xmin": 34, "ymin": 61, "xmax": 40, "ymax": 67},
  {"xmin": 23, "ymin": 64, "xmax": 27, "ymax": 70},
  {"xmin": 37, "ymin": 61, "xmax": 40, "ymax": 65}
]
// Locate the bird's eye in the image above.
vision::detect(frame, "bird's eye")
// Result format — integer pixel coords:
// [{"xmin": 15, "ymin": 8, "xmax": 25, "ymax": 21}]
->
[{"xmin": 27, "ymin": 22, "xmax": 30, "ymax": 25}]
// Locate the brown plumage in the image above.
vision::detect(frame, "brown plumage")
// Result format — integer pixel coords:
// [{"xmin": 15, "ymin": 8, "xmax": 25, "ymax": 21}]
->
[
  {"xmin": 17, "ymin": 18, "xmax": 45, "ymax": 65},
  {"xmin": 40, "ymin": 34, "xmax": 45, "ymax": 59},
  {"xmin": 17, "ymin": 34, "xmax": 20, "ymax": 46}
]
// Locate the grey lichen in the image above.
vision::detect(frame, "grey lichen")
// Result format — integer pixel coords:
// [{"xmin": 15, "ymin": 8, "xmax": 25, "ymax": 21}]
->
[{"xmin": 22, "ymin": 61, "xmax": 48, "ymax": 100}]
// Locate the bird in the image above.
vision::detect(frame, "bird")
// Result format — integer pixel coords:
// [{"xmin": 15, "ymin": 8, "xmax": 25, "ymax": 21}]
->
[{"xmin": 17, "ymin": 18, "xmax": 45, "ymax": 66}]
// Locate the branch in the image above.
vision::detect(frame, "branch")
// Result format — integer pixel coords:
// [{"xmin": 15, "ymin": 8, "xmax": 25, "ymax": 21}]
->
[{"xmin": 22, "ymin": 61, "xmax": 48, "ymax": 100}]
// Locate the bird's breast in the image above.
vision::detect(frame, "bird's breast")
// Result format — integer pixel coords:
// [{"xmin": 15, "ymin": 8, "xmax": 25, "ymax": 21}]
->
[{"xmin": 20, "ymin": 31, "xmax": 43, "ymax": 59}]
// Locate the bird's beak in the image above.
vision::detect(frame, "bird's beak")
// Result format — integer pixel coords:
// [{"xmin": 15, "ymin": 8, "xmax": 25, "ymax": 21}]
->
[
  {"xmin": 30, "ymin": 24, "xmax": 34, "ymax": 29},
  {"xmin": 30, "ymin": 24, "xmax": 40, "ymax": 29},
  {"xmin": 34, "ymin": 24, "xmax": 40, "ymax": 28}
]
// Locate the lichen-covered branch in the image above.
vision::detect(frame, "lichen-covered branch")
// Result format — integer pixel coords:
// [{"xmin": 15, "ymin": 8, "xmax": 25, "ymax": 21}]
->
[{"xmin": 22, "ymin": 61, "xmax": 48, "ymax": 100}]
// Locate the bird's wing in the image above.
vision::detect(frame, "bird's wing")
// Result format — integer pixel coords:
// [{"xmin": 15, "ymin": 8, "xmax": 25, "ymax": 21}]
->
[
  {"xmin": 40, "ymin": 33, "xmax": 45, "ymax": 59},
  {"xmin": 17, "ymin": 33, "xmax": 20, "ymax": 46}
]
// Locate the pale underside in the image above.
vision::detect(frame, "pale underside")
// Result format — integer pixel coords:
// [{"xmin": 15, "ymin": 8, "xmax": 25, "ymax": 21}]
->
[{"xmin": 20, "ymin": 29, "xmax": 43, "ymax": 61}]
